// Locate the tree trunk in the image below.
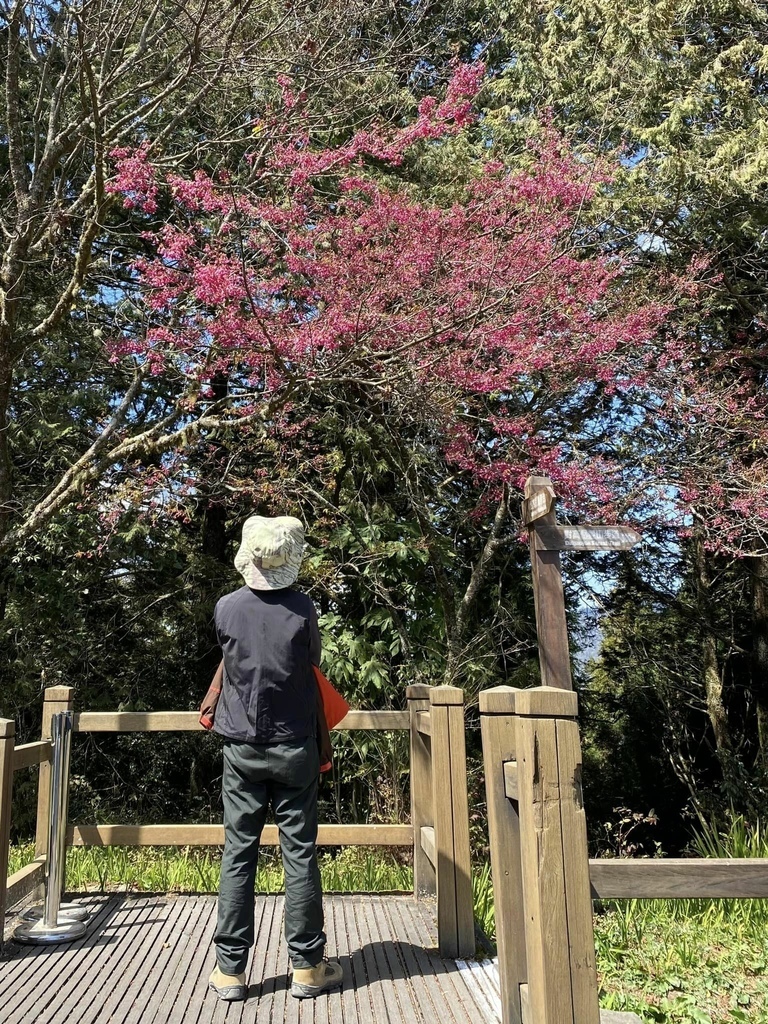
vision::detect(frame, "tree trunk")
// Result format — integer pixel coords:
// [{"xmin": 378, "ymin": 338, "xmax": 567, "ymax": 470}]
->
[
  {"xmin": 694, "ymin": 533, "xmax": 732, "ymax": 755},
  {"xmin": 750, "ymin": 554, "xmax": 768, "ymax": 757},
  {"xmin": 201, "ymin": 501, "xmax": 227, "ymax": 564},
  {"xmin": 443, "ymin": 488, "xmax": 508, "ymax": 685},
  {"xmin": 0, "ymin": 358, "xmax": 15, "ymax": 544}
]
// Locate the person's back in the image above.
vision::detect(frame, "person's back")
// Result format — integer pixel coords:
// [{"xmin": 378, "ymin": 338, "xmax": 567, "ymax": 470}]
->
[
  {"xmin": 207, "ymin": 516, "xmax": 342, "ymax": 1004},
  {"xmin": 213, "ymin": 586, "xmax": 319, "ymax": 744}
]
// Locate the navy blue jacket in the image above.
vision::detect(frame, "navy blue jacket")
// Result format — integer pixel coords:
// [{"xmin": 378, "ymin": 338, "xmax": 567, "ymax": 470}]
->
[{"xmin": 212, "ymin": 586, "xmax": 321, "ymax": 744}]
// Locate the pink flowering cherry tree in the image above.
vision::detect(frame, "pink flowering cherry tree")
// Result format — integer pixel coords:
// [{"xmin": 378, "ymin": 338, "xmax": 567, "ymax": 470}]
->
[
  {"xmin": 111, "ymin": 68, "xmax": 672, "ymax": 497},
  {"xmin": 9, "ymin": 64, "xmax": 690, "ymax": 556}
]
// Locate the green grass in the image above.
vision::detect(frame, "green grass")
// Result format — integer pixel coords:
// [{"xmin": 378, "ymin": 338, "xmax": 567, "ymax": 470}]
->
[
  {"xmin": 9, "ymin": 842, "xmax": 413, "ymax": 895},
  {"xmin": 588, "ymin": 815, "xmax": 768, "ymax": 1023},
  {"xmin": 593, "ymin": 899, "xmax": 768, "ymax": 1022},
  {"xmin": 10, "ymin": 842, "xmax": 498, "ymax": 938}
]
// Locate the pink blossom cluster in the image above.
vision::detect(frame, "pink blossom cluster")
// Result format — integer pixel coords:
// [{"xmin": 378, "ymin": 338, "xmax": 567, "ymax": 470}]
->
[
  {"xmin": 107, "ymin": 143, "xmax": 159, "ymax": 213},
  {"xmin": 270, "ymin": 62, "xmax": 486, "ymax": 190},
  {"xmin": 105, "ymin": 63, "xmax": 759, "ymax": 537}
]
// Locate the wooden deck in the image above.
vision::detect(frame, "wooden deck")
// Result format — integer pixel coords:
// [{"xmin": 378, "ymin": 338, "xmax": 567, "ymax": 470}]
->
[{"xmin": 0, "ymin": 893, "xmax": 503, "ymax": 1024}]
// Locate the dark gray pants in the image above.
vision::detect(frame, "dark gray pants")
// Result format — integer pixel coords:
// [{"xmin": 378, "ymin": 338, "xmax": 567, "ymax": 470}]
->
[{"xmin": 214, "ymin": 736, "xmax": 325, "ymax": 974}]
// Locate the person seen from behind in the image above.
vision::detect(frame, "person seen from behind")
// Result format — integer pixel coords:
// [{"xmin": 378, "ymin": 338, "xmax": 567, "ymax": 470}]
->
[{"xmin": 207, "ymin": 514, "xmax": 341, "ymax": 1002}]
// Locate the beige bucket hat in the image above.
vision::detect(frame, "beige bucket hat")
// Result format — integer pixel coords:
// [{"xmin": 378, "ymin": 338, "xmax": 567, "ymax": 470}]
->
[{"xmin": 234, "ymin": 515, "xmax": 305, "ymax": 590}]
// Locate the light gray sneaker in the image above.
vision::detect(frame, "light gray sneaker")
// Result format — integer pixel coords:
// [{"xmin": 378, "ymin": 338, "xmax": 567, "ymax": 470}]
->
[
  {"xmin": 208, "ymin": 964, "xmax": 247, "ymax": 1001},
  {"xmin": 291, "ymin": 958, "xmax": 343, "ymax": 998}
]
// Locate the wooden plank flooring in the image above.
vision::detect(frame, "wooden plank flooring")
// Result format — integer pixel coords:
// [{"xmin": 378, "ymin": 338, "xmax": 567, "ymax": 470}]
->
[{"xmin": 0, "ymin": 894, "xmax": 499, "ymax": 1024}]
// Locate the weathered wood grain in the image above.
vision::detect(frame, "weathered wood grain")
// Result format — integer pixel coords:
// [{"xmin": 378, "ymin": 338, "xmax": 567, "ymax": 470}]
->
[
  {"xmin": 430, "ymin": 701, "xmax": 459, "ymax": 958},
  {"xmin": 533, "ymin": 525, "xmax": 640, "ymax": 552},
  {"xmin": 66, "ymin": 823, "xmax": 413, "ymax": 847},
  {"xmin": 4, "ymin": 858, "xmax": 46, "ymax": 925},
  {"xmin": 480, "ymin": 688, "xmax": 526, "ymax": 1024},
  {"xmin": 4, "ymin": 896, "xmax": 138, "ymax": 1024},
  {"xmin": 11, "ymin": 741, "xmax": 50, "ymax": 773},
  {"xmin": 408, "ymin": 684, "xmax": 435, "ymax": 899},
  {"xmin": 136, "ymin": 897, "xmax": 210, "ymax": 1024},
  {"xmin": 556, "ymin": 718, "xmax": 599, "ymax": 1024},
  {"xmin": 516, "ymin": 715, "xmax": 573, "ymax": 1024},
  {"xmin": 447, "ymin": 697, "xmax": 475, "ymax": 958},
  {"xmin": 0, "ymin": 719, "xmax": 15, "ymax": 938},
  {"xmin": 72, "ymin": 710, "xmax": 408, "ymax": 733},
  {"xmin": 0, "ymin": 893, "xmax": 500, "ymax": 1024},
  {"xmin": 589, "ymin": 858, "xmax": 768, "ymax": 899},
  {"xmin": 525, "ymin": 478, "xmax": 573, "ymax": 692},
  {"xmin": 35, "ymin": 688, "xmax": 74, "ymax": 859},
  {"xmin": 513, "ymin": 687, "xmax": 578, "ymax": 719},
  {"xmin": 415, "ymin": 711, "xmax": 432, "ymax": 736},
  {"xmin": 421, "ymin": 825, "xmax": 436, "ymax": 867},
  {"xmin": 502, "ymin": 762, "xmax": 518, "ymax": 802}
]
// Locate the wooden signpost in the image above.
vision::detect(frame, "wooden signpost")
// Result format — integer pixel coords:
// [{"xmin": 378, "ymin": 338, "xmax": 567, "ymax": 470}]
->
[
  {"xmin": 477, "ymin": 477, "xmax": 642, "ymax": 1024},
  {"xmin": 523, "ymin": 475, "xmax": 641, "ymax": 691}
]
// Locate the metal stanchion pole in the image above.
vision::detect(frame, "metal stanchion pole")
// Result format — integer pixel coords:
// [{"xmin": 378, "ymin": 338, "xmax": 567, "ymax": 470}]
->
[{"xmin": 15, "ymin": 712, "xmax": 88, "ymax": 943}]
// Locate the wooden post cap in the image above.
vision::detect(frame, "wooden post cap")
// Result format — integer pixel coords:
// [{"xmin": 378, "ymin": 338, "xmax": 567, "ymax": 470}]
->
[
  {"xmin": 524, "ymin": 474, "xmax": 556, "ymax": 498},
  {"xmin": 515, "ymin": 686, "xmax": 578, "ymax": 718},
  {"xmin": 0, "ymin": 718, "xmax": 15, "ymax": 738},
  {"xmin": 478, "ymin": 686, "xmax": 520, "ymax": 714},
  {"xmin": 43, "ymin": 686, "xmax": 74, "ymax": 701},
  {"xmin": 406, "ymin": 684, "xmax": 433, "ymax": 700},
  {"xmin": 429, "ymin": 685, "xmax": 464, "ymax": 706}
]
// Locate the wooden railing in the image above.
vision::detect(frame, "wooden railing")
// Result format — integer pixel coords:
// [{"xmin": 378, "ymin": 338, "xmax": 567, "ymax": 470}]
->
[
  {"xmin": 0, "ymin": 718, "xmax": 57, "ymax": 931},
  {"xmin": 406, "ymin": 684, "xmax": 474, "ymax": 958},
  {"xmin": 480, "ymin": 683, "xmax": 768, "ymax": 1024},
  {"xmin": 66, "ymin": 703, "xmax": 412, "ymax": 849},
  {"xmin": 1, "ymin": 685, "xmax": 77, "ymax": 931},
  {"xmin": 2, "ymin": 683, "xmax": 474, "ymax": 958}
]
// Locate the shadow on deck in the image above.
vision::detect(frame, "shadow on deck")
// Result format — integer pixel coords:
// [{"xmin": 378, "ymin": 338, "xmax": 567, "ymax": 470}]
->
[{"xmin": 0, "ymin": 893, "xmax": 501, "ymax": 1024}]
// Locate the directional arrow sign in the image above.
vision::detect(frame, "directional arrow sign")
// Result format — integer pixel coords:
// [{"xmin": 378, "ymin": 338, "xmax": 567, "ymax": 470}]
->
[
  {"xmin": 523, "ymin": 489, "xmax": 555, "ymax": 524},
  {"xmin": 533, "ymin": 525, "xmax": 641, "ymax": 551}
]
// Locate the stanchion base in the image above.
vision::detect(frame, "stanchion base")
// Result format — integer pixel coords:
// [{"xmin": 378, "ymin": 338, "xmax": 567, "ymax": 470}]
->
[
  {"xmin": 19, "ymin": 902, "xmax": 89, "ymax": 923},
  {"xmin": 13, "ymin": 917, "xmax": 88, "ymax": 945}
]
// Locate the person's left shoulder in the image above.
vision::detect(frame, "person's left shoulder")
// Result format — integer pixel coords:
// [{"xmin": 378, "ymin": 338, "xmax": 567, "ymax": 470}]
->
[{"xmin": 214, "ymin": 585, "xmax": 250, "ymax": 624}]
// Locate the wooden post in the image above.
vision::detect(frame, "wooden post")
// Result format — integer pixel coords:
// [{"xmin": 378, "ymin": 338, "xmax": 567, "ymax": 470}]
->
[
  {"xmin": 556, "ymin": 714, "xmax": 600, "ymax": 1023},
  {"xmin": 430, "ymin": 685, "xmax": 474, "ymax": 958},
  {"xmin": 407, "ymin": 683, "xmax": 435, "ymax": 899},
  {"xmin": 524, "ymin": 476, "xmax": 573, "ymax": 691},
  {"xmin": 35, "ymin": 687, "xmax": 74, "ymax": 863},
  {"xmin": 0, "ymin": 718, "xmax": 15, "ymax": 940},
  {"xmin": 515, "ymin": 687, "xmax": 599, "ymax": 1024},
  {"xmin": 479, "ymin": 687, "xmax": 527, "ymax": 1024}
]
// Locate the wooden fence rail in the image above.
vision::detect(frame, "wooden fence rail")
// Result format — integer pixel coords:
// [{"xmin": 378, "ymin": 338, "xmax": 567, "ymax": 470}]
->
[
  {"xmin": 66, "ymin": 824, "xmax": 413, "ymax": 846},
  {"xmin": 589, "ymin": 859, "xmax": 768, "ymax": 899},
  {"xmin": 71, "ymin": 710, "xmax": 409, "ymax": 732},
  {"xmin": 3, "ymin": 684, "xmax": 474, "ymax": 959}
]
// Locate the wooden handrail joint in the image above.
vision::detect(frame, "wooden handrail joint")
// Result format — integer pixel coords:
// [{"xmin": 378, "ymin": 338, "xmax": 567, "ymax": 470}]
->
[
  {"xmin": 12, "ymin": 741, "xmax": 52, "ymax": 772},
  {"xmin": 420, "ymin": 825, "xmax": 436, "ymax": 867},
  {"xmin": 415, "ymin": 711, "xmax": 432, "ymax": 737},
  {"xmin": 503, "ymin": 761, "xmax": 518, "ymax": 802}
]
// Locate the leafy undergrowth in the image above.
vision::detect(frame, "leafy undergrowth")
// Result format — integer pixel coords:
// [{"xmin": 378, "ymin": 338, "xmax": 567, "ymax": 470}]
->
[
  {"xmin": 594, "ymin": 899, "xmax": 768, "ymax": 1023},
  {"xmin": 594, "ymin": 816, "xmax": 768, "ymax": 1023}
]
